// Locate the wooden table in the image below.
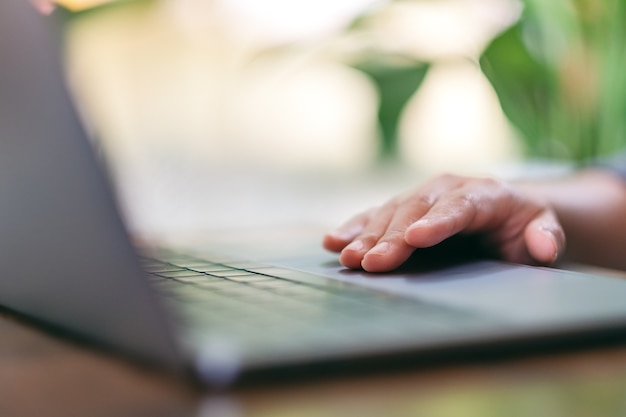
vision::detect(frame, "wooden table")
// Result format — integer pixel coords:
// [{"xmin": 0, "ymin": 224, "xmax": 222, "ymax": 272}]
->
[{"xmin": 1, "ymin": 267, "xmax": 626, "ymax": 417}]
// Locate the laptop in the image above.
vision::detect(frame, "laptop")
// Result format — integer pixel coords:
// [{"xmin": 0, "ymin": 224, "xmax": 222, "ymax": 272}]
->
[{"xmin": 3, "ymin": 0, "xmax": 626, "ymax": 387}]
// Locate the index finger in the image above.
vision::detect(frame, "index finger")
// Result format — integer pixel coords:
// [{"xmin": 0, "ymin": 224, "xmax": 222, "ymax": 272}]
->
[{"xmin": 404, "ymin": 182, "xmax": 510, "ymax": 248}]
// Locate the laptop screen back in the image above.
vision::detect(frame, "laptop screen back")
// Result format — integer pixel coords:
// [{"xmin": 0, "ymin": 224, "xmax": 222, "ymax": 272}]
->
[{"xmin": 0, "ymin": 0, "xmax": 182, "ymax": 370}]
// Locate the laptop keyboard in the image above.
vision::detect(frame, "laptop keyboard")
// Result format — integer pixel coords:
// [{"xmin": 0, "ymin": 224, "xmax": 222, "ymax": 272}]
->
[{"xmin": 140, "ymin": 250, "xmax": 496, "ymax": 357}]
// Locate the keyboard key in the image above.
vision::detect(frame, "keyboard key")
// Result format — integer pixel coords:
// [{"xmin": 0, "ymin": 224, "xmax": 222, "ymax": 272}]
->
[{"xmin": 140, "ymin": 247, "xmax": 499, "ymax": 353}]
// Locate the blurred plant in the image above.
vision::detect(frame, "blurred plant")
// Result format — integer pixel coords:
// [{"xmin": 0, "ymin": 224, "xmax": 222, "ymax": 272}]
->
[
  {"xmin": 350, "ymin": 0, "xmax": 626, "ymax": 164},
  {"xmin": 344, "ymin": 0, "xmax": 517, "ymax": 163},
  {"xmin": 61, "ymin": 0, "xmax": 626, "ymax": 164},
  {"xmin": 354, "ymin": 58, "xmax": 429, "ymax": 160},
  {"xmin": 481, "ymin": 0, "xmax": 626, "ymax": 162}
]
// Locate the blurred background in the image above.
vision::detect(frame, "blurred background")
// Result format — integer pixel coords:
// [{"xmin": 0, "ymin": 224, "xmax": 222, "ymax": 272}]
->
[{"xmin": 53, "ymin": 0, "xmax": 626, "ymax": 238}]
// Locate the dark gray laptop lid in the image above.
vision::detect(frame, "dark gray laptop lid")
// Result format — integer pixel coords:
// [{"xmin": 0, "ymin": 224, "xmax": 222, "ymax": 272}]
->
[{"xmin": 0, "ymin": 0, "xmax": 182, "ymax": 370}]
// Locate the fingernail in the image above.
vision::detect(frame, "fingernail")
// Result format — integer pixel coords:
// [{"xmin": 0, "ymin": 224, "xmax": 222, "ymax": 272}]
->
[
  {"xmin": 368, "ymin": 241, "xmax": 390, "ymax": 255},
  {"xmin": 540, "ymin": 228, "xmax": 560, "ymax": 263},
  {"xmin": 344, "ymin": 240, "xmax": 364, "ymax": 252},
  {"xmin": 328, "ymin": 230, "xmax": 354, "ymax": 241}
]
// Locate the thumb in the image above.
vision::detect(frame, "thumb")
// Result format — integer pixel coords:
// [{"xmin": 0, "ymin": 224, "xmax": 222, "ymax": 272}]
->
[{"xmin": 524, "ymin": 210, "xmax": 566, "ymax": 264}]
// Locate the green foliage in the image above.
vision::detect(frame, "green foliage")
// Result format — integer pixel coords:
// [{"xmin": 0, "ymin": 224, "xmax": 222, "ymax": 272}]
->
[
  {"xmin": 481, "ymin": 0, "xmax": 626, "ymax": 162},
  {"xmin": 355, "ymin": 61, "xmax": 429, "ymax": 160},
  {"xmin": 480, "ymin": 23, "xmax": 552, "ymax": 158}
]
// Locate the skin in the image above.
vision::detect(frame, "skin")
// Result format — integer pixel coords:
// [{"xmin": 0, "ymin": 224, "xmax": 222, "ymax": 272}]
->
[
  {"xmin": 31, "ymin": 0, "xmax": 56, "ymax": 14},
  {"xmin": 324, "ymin": 169, "xmax": 626, "ymax": 272}
]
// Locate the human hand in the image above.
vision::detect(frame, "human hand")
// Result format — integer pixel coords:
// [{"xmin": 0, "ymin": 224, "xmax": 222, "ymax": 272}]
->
[{"xmin": 323, "ymin": 174, "xmax": 566, "ymax": 272}]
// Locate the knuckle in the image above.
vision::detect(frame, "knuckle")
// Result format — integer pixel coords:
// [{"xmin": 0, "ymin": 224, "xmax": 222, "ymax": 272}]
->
[
  {"xmin": 479, "ymin": 176, "xmax": 503, "ymax": 188},
  {"xmin": 409, "ymin": 192, "xmax": 437, "ymax": 208},
  {"xmin": 423, "ymin": 173, "xmax": 462, "ymax": 189},
  {"xmin": 386, "ymin": 196, "xmax": 402, "ymax": 208},
  {"xmin": 455, "ymin": 192, "xmax": 476, "ymax": 210},
  {"xmin": 356, "ymin": 209, "xmax": 375, "ymax": 224},
  {"xmin": 437, "ymin": 172, "xmax": 462, "ymax": 182},
  {"xmin": 383, "ymin": 227, "xmax": 406, "ymax": 241},
  {"xmin": 358, "ymin": 232, "xmax": 381, "ymax": 244}
]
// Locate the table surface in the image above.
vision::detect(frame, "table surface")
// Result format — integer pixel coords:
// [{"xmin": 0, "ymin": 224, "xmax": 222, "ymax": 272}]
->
[
  {"xmin": 2, "ymin": 311, "xmax": 626, "ymax": 417},
  {"xmin": 2, "ymin": 259, "xmax": 626, "ymax": 417}
]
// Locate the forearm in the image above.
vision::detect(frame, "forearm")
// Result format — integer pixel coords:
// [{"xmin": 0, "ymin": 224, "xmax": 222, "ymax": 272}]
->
[{"xmin": 520, "ymin": 169, "xmax": 626, "ymax": 270}]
